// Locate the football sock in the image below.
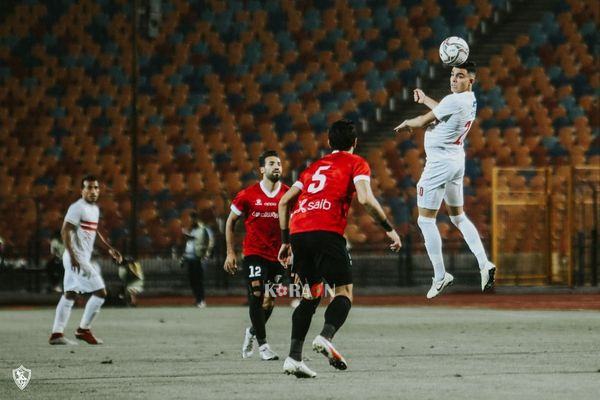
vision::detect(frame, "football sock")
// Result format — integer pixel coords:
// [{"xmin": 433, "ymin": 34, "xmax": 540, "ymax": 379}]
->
[
  {"xmin": 320, "ymin": 295, "xmax": 352, "ymax": 340},
  {"xmin": 79, "ymin": 295, "xmax": 105, "ymax": 330},
  {"xmin": 417, "ymin": 216, "xmax": 446, "ymax": 281},
  {"xmin": 52, "ymin": 295, "xmax": 75, "ymax": 334},
  {"xmin": 264, "ymin": 305, "xmax": 274, "ymax": 323},
  {"xmin": 289, "ymin": 298, "xmax": 321, "ymax": 361},
  {"xmin": 249, "ymin": 305, "xmax": 274, "ymax": 337},
  {"xmin": 450, "ymin": 213, "xmax": 488, "ymax": 270},
  {"xmin": 248, "ymin": 293, "xmax": 267, "ymax": 345}
]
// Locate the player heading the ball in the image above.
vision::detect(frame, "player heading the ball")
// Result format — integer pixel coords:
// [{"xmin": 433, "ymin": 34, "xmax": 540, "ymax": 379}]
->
[{"xmin": 395, "ymin": 61, "xmax": 496, "ymax": 299}]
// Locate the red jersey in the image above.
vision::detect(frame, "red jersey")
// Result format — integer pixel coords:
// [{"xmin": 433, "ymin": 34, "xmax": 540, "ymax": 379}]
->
[
  {"xmin": 290, "ymin": 151, "xmax": 371, "ymax": 236},
  {"xmin": 231, "ymin": 181, "xmax": 289, "ymax": 261}
]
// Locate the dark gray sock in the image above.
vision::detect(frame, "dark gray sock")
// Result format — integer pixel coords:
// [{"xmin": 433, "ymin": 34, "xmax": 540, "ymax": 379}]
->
[{"xmin": 320, "ymin": 296, "xmax": 352, "ymax": 339}]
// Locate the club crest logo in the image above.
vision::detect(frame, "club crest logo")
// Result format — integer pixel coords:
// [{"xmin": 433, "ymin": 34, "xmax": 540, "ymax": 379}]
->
[{"xmin": 12, "ymin": 365, "xmax": 31, "ymax": 390}]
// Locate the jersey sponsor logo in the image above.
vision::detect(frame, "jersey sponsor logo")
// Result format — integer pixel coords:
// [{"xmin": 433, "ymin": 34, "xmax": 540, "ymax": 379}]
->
[
  {"xmin": 255, "ymin": 199, "xmax": 262, "ymax": 206},
  {"xmin": 251, "ymin": 211, "xmax": 278, "ymax": 219},
  {"xmin": 292, "ymin": 198, "xmax": 332, "ymax": 215}
]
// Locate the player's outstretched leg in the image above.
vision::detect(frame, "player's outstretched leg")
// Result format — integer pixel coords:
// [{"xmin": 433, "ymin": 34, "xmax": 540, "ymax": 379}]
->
[
  {"xmin": 312, "ymin": 294, "xmax": 351, "ymax": 370},
  {"xmin": 449, "ymin": 213, "xmax": 496, "ymax": 291},
  {"xmin": 49, "ymin": 293, "xmax": 77, "ymax": 345},
  {"xmin": 418, "ymin": 215, "xmax": 452, "ymax": 298},
  {"xmin": 283, "ymin": 297, "xmax": 320, "ymax": 378},
  {"xmin": 75, "ymin": 292, "xmax": 105, "ymax": 345}
]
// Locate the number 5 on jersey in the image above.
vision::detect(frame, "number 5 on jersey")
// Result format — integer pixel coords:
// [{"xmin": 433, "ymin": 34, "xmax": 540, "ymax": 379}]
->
[{"xmin": 307, "ymin": 166, "xmax": 331, "ymax": 193}]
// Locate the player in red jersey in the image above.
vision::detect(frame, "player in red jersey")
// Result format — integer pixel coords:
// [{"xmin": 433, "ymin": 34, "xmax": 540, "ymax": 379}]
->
[
  {"xmin": 278, "ymin": 120, "xmax": 402, "ymax": 378},
  {"xmin": 224, "ymin": 150, "xmax": 289, "ymax": 361}
]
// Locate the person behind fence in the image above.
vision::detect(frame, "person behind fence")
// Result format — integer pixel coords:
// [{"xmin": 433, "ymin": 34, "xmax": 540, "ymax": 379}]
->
[
  {"xmin": 0, "ymin": 234, "xmax": 5, "ymax": 269},
  {"xmin": 46, "ymin": 230, "xmax": 65, "ymax": 293},
  {"xmin": 181, "ymin": 211, "xmax": 215, "ymax": 308},
  {"xmin": 117, "ymin": 257, "xmax": 144, "ymax": 306}
]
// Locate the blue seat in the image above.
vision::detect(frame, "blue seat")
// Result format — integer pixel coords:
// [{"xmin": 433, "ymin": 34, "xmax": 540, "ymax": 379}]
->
[
  {"xmin": 243, "ymin": 41, "xmax": 262, "ymax": 65},
  {"xmin": 303, "ymin": 9, "xmax": 321, "ymax": 31},
  {"xmin": 341, "ymin": 61, "xmax": 357, "ymax": 73},
  {"xmin": 373, "ymin": 7, "xmax": 392, "ymax": 30},
  {"xmin": 169, "ymin": 32, "xmax": 184, "ymax": 45},
  {"xmin": 309, "ymin": 112, "xmax": 327, "ymax": 133},
  {"xmin": 147, "ymin": 114, "xmax": 164, "ymax": 126},
  {"xmin": 357, "ymin": 17, "xmax": 373, "ymax": 30},
  {"xmin": 175, "ymin": 144, "xmax": 192, "ymax": 156},
  {"xmin": 178, "ymin": 105, "xmax": 194, "ymax": 117},
  {"xmin": 192, "ymin": 41, "xmax": 209, "ymax": 55},
  {"xmin": 51, "ymin": 107, "xmax": 67, "ymax": 119},
  {"xmin": 274, "ymin": 113, "xmax": 293, "ymax": 136},
  {"xmin": 281, "ymin": 91, "xmax": 298, "ymax": 105},
  {"xmin": 97, "ymin": 133, "xmax": 113, "ymax": 149}
]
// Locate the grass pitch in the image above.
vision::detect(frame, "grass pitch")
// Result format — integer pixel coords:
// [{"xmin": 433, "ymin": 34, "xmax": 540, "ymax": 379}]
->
[{"xmin": 1, "ymin": 305, "xmax": 599, "ymax": 400}]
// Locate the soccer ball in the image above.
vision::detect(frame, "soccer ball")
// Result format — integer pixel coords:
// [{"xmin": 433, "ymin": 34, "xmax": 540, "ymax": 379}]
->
[{"xmin": 439, "ymin": 36, "xmax": 470, "ymax": 66}]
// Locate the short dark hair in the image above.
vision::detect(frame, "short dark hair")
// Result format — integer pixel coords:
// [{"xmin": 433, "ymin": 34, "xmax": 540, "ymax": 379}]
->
[
  {"xmin": 328, "ymin": 119, "xmax": 357, "ymax": 151},
  {"xmin": 258, "ymin": 150, "xmax": 279, "ymax": 167},
  {"xmin": 457, "ymin": 60, "xmax": 477, "ymax": 75},
  {"xmin": 81, "ymin": 175, "xmax": 99, "ymax": 188}
]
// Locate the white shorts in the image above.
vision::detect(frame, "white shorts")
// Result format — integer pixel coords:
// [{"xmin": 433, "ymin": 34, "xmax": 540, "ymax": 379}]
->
[
  {"xmin": 417, "ymin": 159, "xmax": 464, "ymax": 210},
  {"xmin": 63, "ymin": 252, "xmax": 105, "ymax": 293}
]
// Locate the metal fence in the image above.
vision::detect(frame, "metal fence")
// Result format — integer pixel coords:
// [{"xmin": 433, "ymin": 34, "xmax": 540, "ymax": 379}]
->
[
  {"xmin": 0, "ymin": 233, "xmax": 487, "ymax": 295},
  {"xmin": 492, "ymin": 166, "xmax": 599, "ymax": 287}
]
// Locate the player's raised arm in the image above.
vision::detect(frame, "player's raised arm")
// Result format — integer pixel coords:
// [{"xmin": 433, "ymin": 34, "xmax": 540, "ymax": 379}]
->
[
  {"xmin": 413, "ymin": 89, "xmax": 439, "ymax": 110},
  {"xmin": 224, "ymin": 210, "xmax": 241, "ymax": 275},
  {"xmin": 96, "ymin": 230, "xmax": 122, "ymax": 264},
  {"xmin": 394, "ymin": 110, "xmax": 436, "ymax": 133},
  {"xmin": 61, "ymin": 221, "xmax": 81, "ymax": 272},
  {"xmin": 354, "ymin": 180, "xmax": 402, "ymax": 252},
  {"xmin": 277, "ymin": 185, "xmax": 301, "ymax": 266}
]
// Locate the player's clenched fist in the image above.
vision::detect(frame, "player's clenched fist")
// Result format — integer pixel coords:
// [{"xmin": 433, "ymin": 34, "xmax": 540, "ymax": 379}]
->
[
  {"xmin": 413, "ymin": 89, "xmax": 426, "ymax": 103},
  {"xmin": 277, "ymin": 243, "xmax": 292, "ymax": 268},
  {"xmin": 386, "ymin": 230, "xmax": 402, "ymax": 252},
  {"xmin": 109, "ymin": 248, "xmax": 123, "ymax": 264},
  {"xmin": 223, "ymin": 253, "xmax": 238, "ymax": 275}
]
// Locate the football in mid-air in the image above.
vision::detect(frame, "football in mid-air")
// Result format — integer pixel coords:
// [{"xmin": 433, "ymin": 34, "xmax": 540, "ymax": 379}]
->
[{"xmin": 439, "ymin": 36, "xmax": 470, "ymax": 66}]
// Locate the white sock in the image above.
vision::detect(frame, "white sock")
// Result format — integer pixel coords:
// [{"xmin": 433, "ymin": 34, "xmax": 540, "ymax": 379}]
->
[
  {"xmin": 450, "ymin": 213, "xmax": 488, "ymax": 270},
  {"xmin": 52, "ymin": 295, "xmax": 75, "ymax": 334},
  {"xmin": 417, "ymin": 216, "xmax": 446, "ymax": 281},
  {"xmin": 79, "ymin": 295, "xmax": 105, "ymax": 329}
]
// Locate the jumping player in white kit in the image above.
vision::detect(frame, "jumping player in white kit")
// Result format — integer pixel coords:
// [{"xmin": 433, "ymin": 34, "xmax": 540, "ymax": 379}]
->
[
  {"xmin": 49, "ymin": 175, "xmax": 122, "ymax": 345},
  {"xmin": 395, "ymin": 61, "xmax": 495, "ymax": 298}
]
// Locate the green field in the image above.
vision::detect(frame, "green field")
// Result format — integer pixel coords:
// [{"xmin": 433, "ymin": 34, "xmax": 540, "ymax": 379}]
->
[{"xmin": 1, "ymin": 305, "xmax": 599, "ymax": 400}]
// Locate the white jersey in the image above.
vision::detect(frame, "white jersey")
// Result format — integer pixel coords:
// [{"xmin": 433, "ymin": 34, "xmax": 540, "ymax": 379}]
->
[
  {"xmin": 63, "ymin": 198, "xmax": 100, "ymax": 262},
  {"xmin": 425, "ymin": 91, "xmax": 477, "ymax": 161}
]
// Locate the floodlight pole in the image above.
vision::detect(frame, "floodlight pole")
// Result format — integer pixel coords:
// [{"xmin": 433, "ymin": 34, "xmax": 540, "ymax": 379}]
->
[{"xmin": 129, "ymin": 0, "xmax": 139, "ymax": 258}]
